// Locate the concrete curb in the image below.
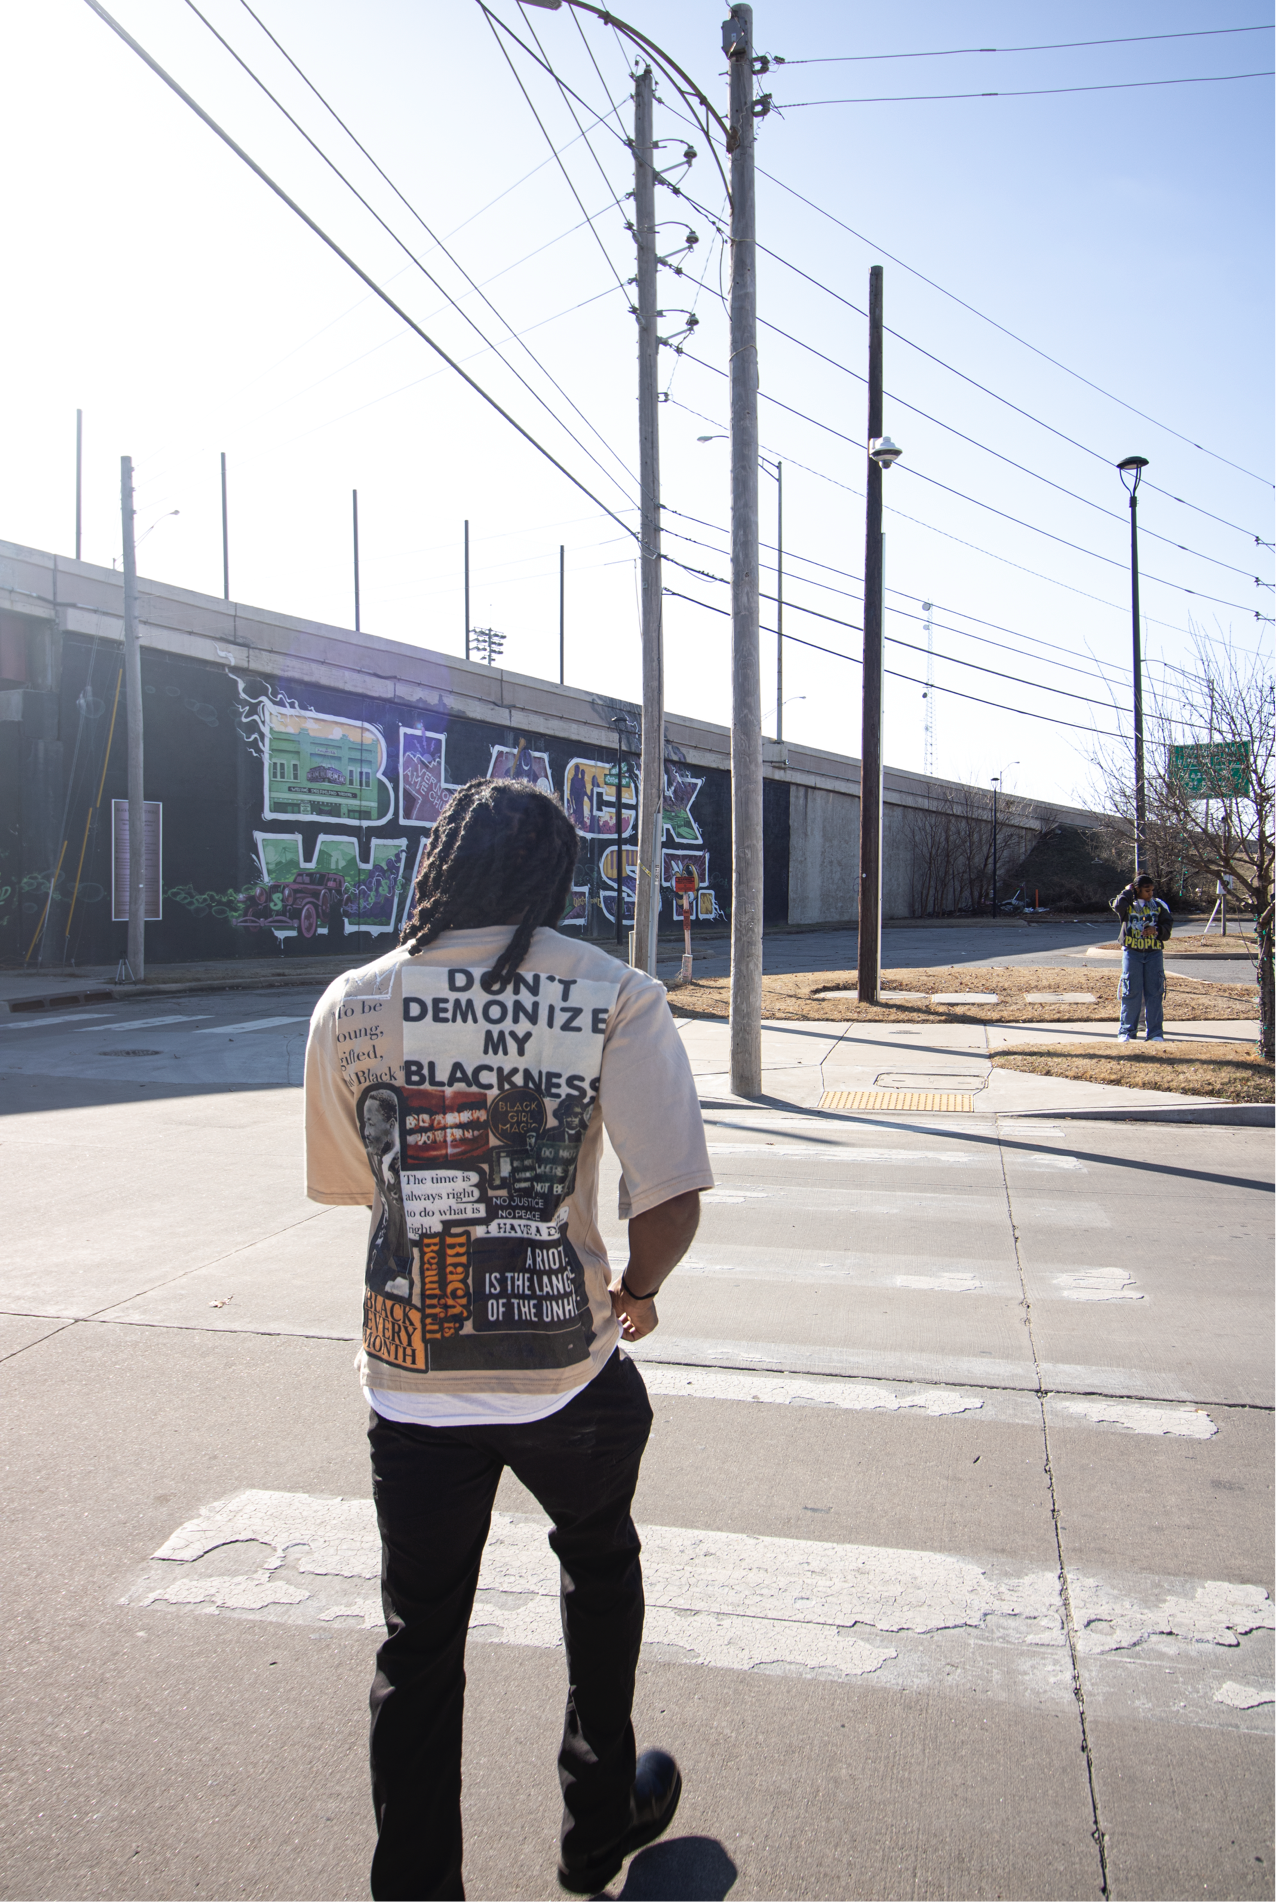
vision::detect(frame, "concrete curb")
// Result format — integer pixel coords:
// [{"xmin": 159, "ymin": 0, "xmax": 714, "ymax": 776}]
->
[{"xmin": 998, "ymin": 1101, "xmax": 1273, "ymax": 1128}]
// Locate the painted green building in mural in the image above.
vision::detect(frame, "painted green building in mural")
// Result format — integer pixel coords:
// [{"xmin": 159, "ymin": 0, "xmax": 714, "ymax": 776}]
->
[{"xmin": 265, "ymin": 710, "xmax": 388, "ymax": 823}]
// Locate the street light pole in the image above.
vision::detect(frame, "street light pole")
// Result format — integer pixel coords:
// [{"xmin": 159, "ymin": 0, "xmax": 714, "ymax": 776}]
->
[
  {"xmin": 120, "ymin": 455, "xmax": 145, "ymax": 984},
  {"xmin": 857, "ymin": 268, "xmax": 902, "ymax": 1006},
  {"xmin": 725, "ymin": 2, "xmax": 763, "ymax": 1098},
  {"xmin": 352, "ymin": 489, "xmax": 361, "ymax": 633},
  {"xmin": 1118, "ymin": 455, "xmax": 1149, "ymax": 872}
]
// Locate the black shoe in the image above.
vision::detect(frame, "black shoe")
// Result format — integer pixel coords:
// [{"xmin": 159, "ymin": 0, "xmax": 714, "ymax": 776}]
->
[{"xmin": 557, "ymin": 1748, "xmax": 683, "ymax": 1895}]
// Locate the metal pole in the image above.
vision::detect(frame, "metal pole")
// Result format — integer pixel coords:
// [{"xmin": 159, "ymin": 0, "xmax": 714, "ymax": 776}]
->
[
  {"xmin": 352, "ymin": 489, "xmax": 361, "ymax": 633},
  {"xmin": 121, "ymin": 455, "xmax": 145, "ymax": 983},
  {"xmin": 75, "ymin": 411, "xmax": 83, "ymax": 561},
  {"xmin": 726, "ymin": 3, "xmax": 762, "ymax": 1097},
  {"xmin": 857, "ymin": 265, "xmax": 885, "ymax": 1005},
  {"xmin": 614, "ymin": 722, "xmax": 626, "ymax": 951},
  {"xmin": 632, "ymin": 64, "xmax": 666, "ymax": 978},
  {"xmin": 1130, "ymin": 485, "xmax": 1146, "ymax": 872},
  {"xmin": 464, "ymin": 519, "xmax": 471, "ymax": 662},
  {"xmin": 775, "ymin": 461, "xmax": 783, "ymax": 741},
  {"xmin": 220, "ymin": 452, "xmax": 230, "ymax": 599},
  {"xmin": 992, "ymin": 781, "xmax": 999, "ymax": 913},
  {"xmin": 923, "ymin": 601, "xmax": 934, "ymax": 774},
  {"xmin": 559, "ymin": 544, "xmax": 566, "ymax": 686}
]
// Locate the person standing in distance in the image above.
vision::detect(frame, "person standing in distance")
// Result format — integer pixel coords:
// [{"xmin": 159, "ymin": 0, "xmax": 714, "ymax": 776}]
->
[
  {"xmin": 1111, "ymin": 870, "xmax": 1173, "ymax": 1042},
  {"xmin": 304, "ymin": 778, "xmax": 712, "ymax": 1900}
]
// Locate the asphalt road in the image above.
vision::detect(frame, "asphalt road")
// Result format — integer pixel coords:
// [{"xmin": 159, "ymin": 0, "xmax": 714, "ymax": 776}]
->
[
  {"xmin": 657, "ymin": 919, "xmax": 1256, "ymax": 989},
  {"xmin": 0, "ymin": 988, "xmax": 1271, "ymax": 1901}
]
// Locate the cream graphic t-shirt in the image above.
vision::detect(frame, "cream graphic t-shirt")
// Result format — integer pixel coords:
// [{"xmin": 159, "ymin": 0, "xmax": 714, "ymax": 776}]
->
[{"xmin": 304, "ymin": 926, "xmax": 713, "ymax": 1407}]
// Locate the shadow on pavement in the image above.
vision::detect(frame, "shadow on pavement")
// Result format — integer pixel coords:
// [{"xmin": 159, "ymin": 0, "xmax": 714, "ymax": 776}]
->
[
  {"xmin": 616, "ymin": 1836, "xmax": 738, "ymax": 1899},
  {"xmin": 0, "ymin": 1070, "xmax": 298, "ymax": 1116}
]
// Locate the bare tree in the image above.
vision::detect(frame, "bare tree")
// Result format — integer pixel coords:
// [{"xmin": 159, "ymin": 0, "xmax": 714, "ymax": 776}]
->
[
  {"xmin": 1088, "ymin": 629, "xmax": 1274, "ymax": 1058},
  {"xmin": 905, "ymin": 781, "xmax": 1052, "ymax": 916}
]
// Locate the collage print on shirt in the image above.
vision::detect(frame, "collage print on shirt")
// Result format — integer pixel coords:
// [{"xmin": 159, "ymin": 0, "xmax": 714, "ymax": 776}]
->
[{"xmin": 340, "ymin": 957, "xmax": 622, "ymax": 1379}]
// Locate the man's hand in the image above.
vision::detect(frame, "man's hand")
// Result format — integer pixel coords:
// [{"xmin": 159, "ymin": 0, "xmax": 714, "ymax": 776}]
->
[
  {"xmin": 610, "ymin": 1283, "xmax": 659, "ymax": 1342},
  {"xmin": 610, "ymin": 1189, "xmax": 700, "ymax": 1344}
]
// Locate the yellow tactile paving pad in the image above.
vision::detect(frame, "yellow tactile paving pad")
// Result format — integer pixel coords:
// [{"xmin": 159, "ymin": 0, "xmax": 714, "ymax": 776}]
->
[{"xmin": 819, "ymin": 1089, "xmax": 975, "ymax": 1113}]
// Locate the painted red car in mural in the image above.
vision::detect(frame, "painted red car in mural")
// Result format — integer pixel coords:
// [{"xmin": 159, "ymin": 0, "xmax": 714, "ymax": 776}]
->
[{"xmin": 237, "ymin": 871, "xmax": 347, "ymax": 938}]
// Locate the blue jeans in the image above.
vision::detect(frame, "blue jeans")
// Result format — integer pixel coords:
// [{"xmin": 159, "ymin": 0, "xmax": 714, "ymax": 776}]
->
[{"xmin": 1119, "ymin": 947, "xmax": 1165, "ymax": 1038}]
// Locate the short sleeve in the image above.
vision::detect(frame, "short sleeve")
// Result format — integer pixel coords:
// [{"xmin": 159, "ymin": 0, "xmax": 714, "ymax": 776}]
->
[
  {"xmin": 304, "ymin": 980, "xmax": 375, "ymax": 1205},
  {"xmin": 597, "ymin": 969, "xmax": 714, "ymax": 1220}
]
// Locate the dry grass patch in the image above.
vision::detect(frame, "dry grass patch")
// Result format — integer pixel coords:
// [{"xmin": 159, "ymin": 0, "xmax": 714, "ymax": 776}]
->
[
  {"xmin": 669, "ymin": 964, "xmax": 1257, "ymax": 1025},
  {"xmin": 990, "ymin": 1039, "xmax": 1272, "ymax": 1103},
  {"xmin": 1088, "ymin": 934, "xmax": 1258, "ymax": 961}
]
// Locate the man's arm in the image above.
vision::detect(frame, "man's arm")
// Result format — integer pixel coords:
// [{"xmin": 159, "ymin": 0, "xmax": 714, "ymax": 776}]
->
[{"xmin": 610, "ymin": 1189, "xmax": 700, "ymax": 1342}]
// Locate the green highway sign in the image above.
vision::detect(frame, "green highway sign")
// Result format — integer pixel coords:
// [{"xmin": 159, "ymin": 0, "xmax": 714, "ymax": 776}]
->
[{"xmin": 1171, "ymin": 741, "xmax": 1251, "ymax": 799}]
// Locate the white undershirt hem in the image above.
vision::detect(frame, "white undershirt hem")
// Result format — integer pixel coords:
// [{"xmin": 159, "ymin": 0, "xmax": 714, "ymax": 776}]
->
[{"xmin": 366, "ymin": 1349, "xmax": 613, "ymax": 1428}]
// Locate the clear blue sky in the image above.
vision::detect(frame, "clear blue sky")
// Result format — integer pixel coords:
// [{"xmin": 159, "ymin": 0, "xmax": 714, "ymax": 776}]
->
[{"xmin": 2, "ymin": 0, "xmax": 1271, "ymax": 806}]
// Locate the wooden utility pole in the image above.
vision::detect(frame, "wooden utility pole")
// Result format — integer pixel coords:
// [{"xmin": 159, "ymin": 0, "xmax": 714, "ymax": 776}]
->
[
  {"xmin": 121, "ymin": 455, "xmax": 145, "ymax": 983},
  {"xmin": 632, "ymin": 64, "xmax": 665, "ymax": 977},
  {"xmin": 773, "ymin": 460, "xmax": 783, "ymax": 740},
  {"xmin": 352, "ymin": 489, "xmax": 361, "ymax": 632},
  {"xmin": 75, "ymin": 411, "xmax": 83, "ymax": 560},
  {"xmin": 857, "ymin": 265, "xmax": 885, "ymax": 1005},
  {"xmin": 220, "ymin": 452, "xmax": 230, "ymax": 599},
  {"xmin": 558, "ymin": 543, "xmax": 566, "ymax": 685},
  {"xmin": 725, "ymin": 2, "xmax": 762, "ymax": 1097}
]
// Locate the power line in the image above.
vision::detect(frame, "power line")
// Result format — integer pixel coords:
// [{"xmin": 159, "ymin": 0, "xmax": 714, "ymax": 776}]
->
[
  {"xmin": 478, "ymin": 3, "xmax": 632, "ymax": 298},
  {"xmin": 674, "ymin": 348, "xmax": 1266, "ymax": 614},
  {"xmin": 755, "ymin": 166, "xmax": 1275, "ymax": 488},
  {"xmin": 669, "ymin": 389, "xmax": 1270, "ymax": 658},
  {"xmin": 774, "ymin": 25, "xmax": 1274, "ymax": 65},
  {"xmin": 754, "ymin": 313, "xmax": 1266, "ymax": 584},
  {"xmin": 672, "ymin": 175, "xmax": 1275, "ymax": 541},
  {"xmin": 82, "ymin": 0, "xmax": 639, "ymax": 543},
  {"xmin": 749, "ymin": 238, "xmax": 1269, "ymax": 545},
  {"xmin": 659, "ymin": 546, "xmax": 1159, "ymax": 713},
  {"xmin": 776, "ymin": 69, "xmax": 1274, "ymax": 108},
  {"xmin": 661, "ymin": 506, "xmax": 1217, "ymax": 695},
  {"xmin": 662, "ymin": 589, "xmax": 1124, "ymax": 739},
  {"xmin": 662, "ymin": 394, "xmax": 1266, "ymax": 647},
  {"xmin": 187, "ymin": 0, "xmax": 640, "ymax": 506}
]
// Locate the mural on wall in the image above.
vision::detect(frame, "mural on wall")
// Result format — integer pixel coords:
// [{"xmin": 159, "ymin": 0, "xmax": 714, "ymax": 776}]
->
[
  {"xmin": 236, "ymin": 833, "xmax": 409, "ymax": 941},
  {"xmin": 399, "ymin": 726, "xmax": 456, "ymax": 827},
  {"xmin": 563, "ymin": 757, "xmax": 636, "ymax": 838},
  {"xmin": 264, "ymin": 704, "xmax": 392, "ymax": 824},
  {"xmin": 488, "ymin": 740, "xmax": 553, "ymax": 792}
]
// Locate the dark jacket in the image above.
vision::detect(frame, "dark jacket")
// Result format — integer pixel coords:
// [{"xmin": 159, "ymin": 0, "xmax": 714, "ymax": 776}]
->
[{"xmin": 1111, "ymin": 884, "xmax": 1173, "ymax": 949}]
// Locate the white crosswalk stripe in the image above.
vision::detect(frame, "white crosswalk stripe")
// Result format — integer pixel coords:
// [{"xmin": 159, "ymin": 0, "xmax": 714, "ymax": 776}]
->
[
  {"xmin": 0, "ymin": 1011, "xmax": 113, "ymax": 1031},
  {"xmin": 122, "ymin": 1491, "xmax": 1272, "ymax": 1715},
  {"xmin": 74, "ymin": 1015, "xmax": 213, "ymax": 1032},
  {"xmin": 192, "ymin": 1016, "xmax": 311, "ymax": 1034}
]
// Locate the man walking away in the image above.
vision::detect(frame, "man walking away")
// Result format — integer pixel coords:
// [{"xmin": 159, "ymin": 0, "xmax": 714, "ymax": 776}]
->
[
  {"xmin": 304, "ymin": 778, "xmax": 713, "ymax": 1900},
  {"xmin": 1111, "ymin": 871, "xmax": 1173, "ymax": 1042}
]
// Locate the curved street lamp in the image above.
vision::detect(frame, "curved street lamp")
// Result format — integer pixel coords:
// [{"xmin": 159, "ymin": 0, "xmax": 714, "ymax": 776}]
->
[{"xmin": 1117, "ymin": 455, "xmax": 1150, "ymax": 871}]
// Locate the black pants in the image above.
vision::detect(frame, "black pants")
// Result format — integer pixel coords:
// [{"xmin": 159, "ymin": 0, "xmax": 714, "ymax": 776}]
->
[{"xmin": 367, "ymin": 1349, "xmax": 653, "ymax": 1900}]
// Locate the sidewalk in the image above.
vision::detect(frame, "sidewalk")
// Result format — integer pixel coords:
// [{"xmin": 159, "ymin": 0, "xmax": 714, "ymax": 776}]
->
[{"xmin": 672, "ymin": 1011, "xmax": 1270, "ymax": 1125}]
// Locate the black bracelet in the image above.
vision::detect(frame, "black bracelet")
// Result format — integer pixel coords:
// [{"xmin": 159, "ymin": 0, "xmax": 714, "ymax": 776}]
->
[{"xmin": 620, "ymin": 1271, "xmax": 656, "ymax": 1302}]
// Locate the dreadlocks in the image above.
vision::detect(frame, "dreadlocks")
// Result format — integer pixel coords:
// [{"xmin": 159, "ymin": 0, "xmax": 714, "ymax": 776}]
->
[{"xmin": 399, "ymin": 778, "xmax": 580, "ymax": 991}]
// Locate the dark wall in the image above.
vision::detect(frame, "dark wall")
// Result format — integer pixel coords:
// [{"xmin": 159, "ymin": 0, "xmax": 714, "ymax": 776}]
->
[{"xmin": 9, "ymin": 633, "xmax": 790, "ymax": 969}]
